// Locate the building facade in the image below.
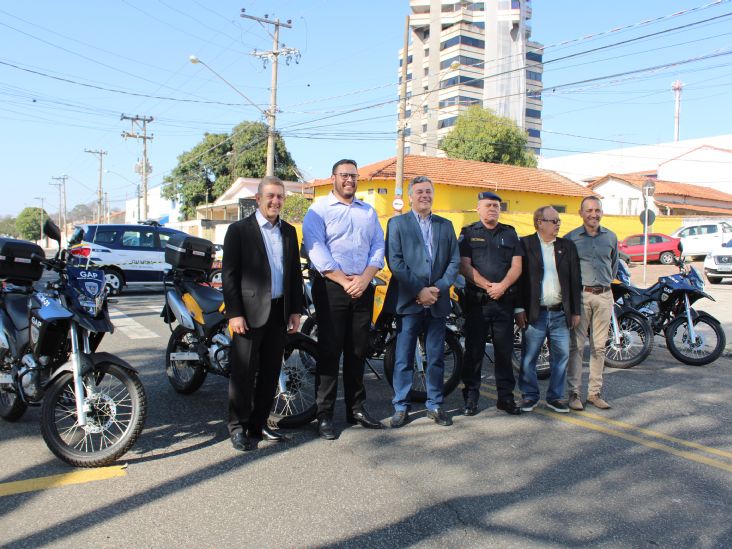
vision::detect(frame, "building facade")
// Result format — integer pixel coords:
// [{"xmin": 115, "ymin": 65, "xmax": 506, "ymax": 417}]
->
[{"xmin": 401, "ymin": 0, "xmax": 542, "ymax": 157}]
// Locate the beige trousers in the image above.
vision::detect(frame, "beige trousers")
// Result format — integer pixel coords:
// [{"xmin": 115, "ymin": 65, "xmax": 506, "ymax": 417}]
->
[{"xmin": 568, "ymin": 290, "xmax": 613, "ymax": 397}]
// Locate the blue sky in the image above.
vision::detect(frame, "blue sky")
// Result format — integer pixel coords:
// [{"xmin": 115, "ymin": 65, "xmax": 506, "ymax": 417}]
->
[{"xmin": 1, "ymin": 0, "xmax": 731, "ymax": 217}]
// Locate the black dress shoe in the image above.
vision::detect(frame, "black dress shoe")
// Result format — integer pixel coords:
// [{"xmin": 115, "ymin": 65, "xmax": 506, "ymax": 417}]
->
[
  {"xmin": 231, "ymin": 432, "xmax": 252, "ymax": 452},
  {"xmin": 261, "ymin": 426, "xmax": 289, "ymax": 442},
  {"xmin": 426, "ymin": 408, "xmax": 453, "ymax": 426},
  {"xmin": 351, "ymin": 409, "xmax": 384, "ymax": 429},
  {"xmin": 318, "ymin": 418, "xmax": 338, "ymax": 440},
  {"xmin": 463, "ymin": 402, "xmax": 479, "ymax": 416},
  {"xmin": 496, "ymin": 399, "xmax": 522, "ymax": 415},
  {"xmin": 390, "ymin": 410, "xmax": 409, "ymax": 428}
]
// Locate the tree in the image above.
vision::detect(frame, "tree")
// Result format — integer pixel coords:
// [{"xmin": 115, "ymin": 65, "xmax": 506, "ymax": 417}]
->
[
  {"xmin": 162, "ymin": 121, "xmax": 299, "ymax": 220},
  {"xmin": 440, "ymin": 106, "xmax": 537, "ymax": 167},
  {"xmin": 281, "ymin": 193, "xmax": 311, "ymax": 224},
  {"xmin": 0, "ymin": 215, "xmax": 18, "ymax": 237},
  {"xmin": 15, "ymin": 207, "xmax": 49, "ymax": 241},
  {"xmin": 68, "ymin": 202, "xmax": 95, "ymax": 223}
]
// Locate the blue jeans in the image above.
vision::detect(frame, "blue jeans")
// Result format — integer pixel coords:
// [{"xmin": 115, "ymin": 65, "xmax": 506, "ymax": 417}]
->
[
  {"xmin": 519, "ymin": 309, "xmax": 569, "ymax": 402},
  {"xmin": 392, "ymin": 310, "xmax": 446, "ymax": 412}
]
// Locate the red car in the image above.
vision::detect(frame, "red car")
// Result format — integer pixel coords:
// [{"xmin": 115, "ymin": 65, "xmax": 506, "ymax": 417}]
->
[{"xmin": 618, "ymin": 233, "xmax": 681, "ymax": 265}]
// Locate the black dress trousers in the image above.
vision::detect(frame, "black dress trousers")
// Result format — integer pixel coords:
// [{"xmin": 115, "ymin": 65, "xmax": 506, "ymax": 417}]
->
[
  {"xmin": 312, "ymin": 277, "xmax": 374, "ymax": 419},
  {"xmin": 228, "ymin": 298, "xmax": 286, "ymax": 436}
]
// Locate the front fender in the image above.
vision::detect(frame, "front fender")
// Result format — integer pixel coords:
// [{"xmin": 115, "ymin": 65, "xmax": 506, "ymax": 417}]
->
[
  {"xmin": 47, "ymin": 352, "xmax": 138, "ymax": 384},
  {"xmin": 693, "ymin": 310, "xmax": 722, "ymax": 326}
]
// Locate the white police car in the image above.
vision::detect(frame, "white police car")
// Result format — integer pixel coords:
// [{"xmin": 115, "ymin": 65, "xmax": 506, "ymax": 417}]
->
[{"xmin": 68, "ymin": 222, "xmax": 186, "ymax": 295}]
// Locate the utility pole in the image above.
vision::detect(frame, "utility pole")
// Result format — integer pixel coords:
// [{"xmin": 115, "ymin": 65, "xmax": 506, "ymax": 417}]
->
[
  {"xmin": 121, "ymin": 114, "xmax": 154, "ymax": 220},
  {"xmin": 85, "ymin": 149, "xmax": 107, "ymax": 223},
  {"xmin": 49, "ymin": 180, "xmax": 63, "ymax": 227},
  {"xmin": 241, "ymin": 10, "xmax": 300, "ymax": 177},
  {"xmin": 672, "ymin": 80, "xmax": 683, "ymax": 142},
  {"xmin": 34, "ymin": 196, "xmax": 44, "ymax": 243},
  {"xmin": 395, "ymin": 15, "xmax": 410, "ymax": 212},
  {"xmin": 51, "ymin": 175, "xmax": 68, "ymax": 234},
  {"xmin": 104, "ymin": 192, "xmax": 109, "ymax": 223}
]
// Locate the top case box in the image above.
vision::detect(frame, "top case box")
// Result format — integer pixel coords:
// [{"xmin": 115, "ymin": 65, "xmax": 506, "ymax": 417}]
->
[{"xmin": 165, "ymin": 234, "xmax": 215, "ymax": 273}]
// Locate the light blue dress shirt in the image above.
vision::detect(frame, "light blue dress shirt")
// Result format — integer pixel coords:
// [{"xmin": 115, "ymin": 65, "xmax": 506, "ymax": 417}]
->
[
  {"xmin": 412, "ymin": 210, "xmax": 433, "ymax": 263},
  {"xmin": 255, "ymin": 209, "xmax": 284, "ymax": 299},
  {"xmin": 302, "ymin": 192, "xmax": 385, "ymax": 275}
]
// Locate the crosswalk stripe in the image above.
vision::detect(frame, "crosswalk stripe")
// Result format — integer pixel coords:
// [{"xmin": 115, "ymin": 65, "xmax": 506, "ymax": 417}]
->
[{"xmin": 108, "ymin": 308, "xmax": 160, "ymax": 339}]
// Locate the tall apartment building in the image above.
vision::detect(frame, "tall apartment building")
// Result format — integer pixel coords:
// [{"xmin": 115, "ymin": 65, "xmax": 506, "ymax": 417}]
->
[{"xmin": 400, "ymin": 0, "xmax": 543, "ymax": 157}]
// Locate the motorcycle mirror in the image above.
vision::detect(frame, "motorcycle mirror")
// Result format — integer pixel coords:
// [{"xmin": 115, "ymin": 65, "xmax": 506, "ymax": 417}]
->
[
  {"xmin": 678, "ymin": 241, "xmax": 684, "ymax": 253},
  {"xmin": 43, "ymin": 218, "xmax": 62, "ymax": 244}
]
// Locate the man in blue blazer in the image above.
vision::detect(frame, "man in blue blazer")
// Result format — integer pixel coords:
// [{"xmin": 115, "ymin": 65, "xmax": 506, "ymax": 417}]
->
[{"xmin": 386, "ymin": 176, "xmax": 460, "ymax": 428}]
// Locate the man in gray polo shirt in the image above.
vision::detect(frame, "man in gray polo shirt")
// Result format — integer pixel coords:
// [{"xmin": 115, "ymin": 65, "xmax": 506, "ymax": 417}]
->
[{"xmin": 564, "ymin": 196, "xmax": 618, "ymax": 410}]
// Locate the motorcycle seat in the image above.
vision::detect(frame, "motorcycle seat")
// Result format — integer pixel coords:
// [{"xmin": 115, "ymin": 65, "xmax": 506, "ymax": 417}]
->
[
  {"xmin": 182, "ymin": 281, "xmax": 224, "ymax": 314},
  {"xmin": 5, "ymin": 293, "xmax": 29, "ymax": 331}
]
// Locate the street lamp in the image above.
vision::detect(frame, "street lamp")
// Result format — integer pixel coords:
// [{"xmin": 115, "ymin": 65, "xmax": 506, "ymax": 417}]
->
[{"xmin": 189, "ymin": 55, "xmax": 275, "ymax": 175}]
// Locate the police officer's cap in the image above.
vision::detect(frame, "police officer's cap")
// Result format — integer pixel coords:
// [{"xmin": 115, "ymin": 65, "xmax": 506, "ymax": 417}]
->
[{"xmin": 478, "ymin": 191, "xmax": 502, "ymax": 202}]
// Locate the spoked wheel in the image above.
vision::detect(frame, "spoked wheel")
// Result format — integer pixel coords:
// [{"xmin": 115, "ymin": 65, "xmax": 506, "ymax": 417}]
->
[
  {"xmin": 605, "ymin": 311, "xmax": 654, "ymax": 368},
  {"xmin": 382, "ymin": 330, "xmax": 464, "ymax": 403},
  {"xmin": 511, "ymin": 324, "xmax": 551, "ymax": 380},
  {"xmin": 40, "ymin": 362, "xmax": 147, "ymax": 467},
  {"xmin": 666, "ymin": 315, "xmax": 726, "ymax": 366},
  {"xmin": 165, "ymin": 326, "xmax": 208, "ymax": 394},
  {"xmin": 269, "ymin": 333, "xmax": 318, "ymax": 428},
  {"xmin": 0, "ymin": 388, "xmax": 27, "ymax": 421}
]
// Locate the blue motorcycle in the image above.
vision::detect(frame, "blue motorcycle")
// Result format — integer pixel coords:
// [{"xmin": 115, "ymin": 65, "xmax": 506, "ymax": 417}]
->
[
  {"xmin": 0, "ymin": 220, "xmax": 146, "ymax": 466},
  {"xmin": 616, "ymin": 257, "xmax": 725, "ymax": 366}
]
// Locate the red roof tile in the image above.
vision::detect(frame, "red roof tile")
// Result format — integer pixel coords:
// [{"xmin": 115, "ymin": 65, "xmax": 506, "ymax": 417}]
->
[
  {"xmin": 654, "ymin": 200, "xmax": 732, "ymax": 216},
  {"xmin": 589, "ymin": 173, "xmax": 732, "ymax": 202},
  {"xmin": 311, "ymin": 156, "xmax": 594, "ymax": 198}
]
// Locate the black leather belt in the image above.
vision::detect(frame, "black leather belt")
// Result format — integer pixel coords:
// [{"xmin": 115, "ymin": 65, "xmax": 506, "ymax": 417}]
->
[
  {"xmin": 583, "ymin": 286, "xmax": 610, "ymax": 294},
  {"xmin": 539, "ymin": 304, "xmax": 563, "ymax": 311}
]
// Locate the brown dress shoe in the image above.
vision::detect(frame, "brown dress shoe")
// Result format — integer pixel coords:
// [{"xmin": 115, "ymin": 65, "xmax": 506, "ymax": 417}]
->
[
  {"xmin": 587, "ymin": 394, "xmax": 611, "ymax": 409},
  {"xmin": 568, "ymin": 393, "xmax": 584, "ymax": 411}
]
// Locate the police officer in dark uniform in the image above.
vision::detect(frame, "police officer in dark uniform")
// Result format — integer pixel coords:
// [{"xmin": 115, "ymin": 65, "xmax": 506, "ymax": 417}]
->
[{"xmin": 459, "ymin": 191, "xmax": 524, "ymax": 416}]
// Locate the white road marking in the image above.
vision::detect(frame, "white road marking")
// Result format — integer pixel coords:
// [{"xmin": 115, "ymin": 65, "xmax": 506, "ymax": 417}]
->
[{"xmin": 108, "ymin": 308, "xmax": 160, "ymax": 339}]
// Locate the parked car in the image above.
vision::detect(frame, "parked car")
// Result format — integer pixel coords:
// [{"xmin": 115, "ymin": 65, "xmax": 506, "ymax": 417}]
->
[
  {"xmin": 671, "ymin": 221, "xmax": 732, "ymax": 258},
  {"xmin": 68, "ymin": 223, "xmax": 186, "ymax": 295},
  {"xmin": 617, "ymin": 233, "xmax": 681, "ymax": 265},
  {"xmin": 704, "ymin": 237, "xmax": 732, "ymax": 284}
]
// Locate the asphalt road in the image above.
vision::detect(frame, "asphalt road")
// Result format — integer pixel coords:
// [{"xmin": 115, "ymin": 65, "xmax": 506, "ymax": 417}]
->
[{"xmin": 1, "ymin": 267, "xmax": 731, "ymax": 548}]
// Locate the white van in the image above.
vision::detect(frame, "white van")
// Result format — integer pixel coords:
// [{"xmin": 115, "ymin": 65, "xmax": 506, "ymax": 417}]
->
[{"xmin": 671, "ymin": 221, "xmax": 732, "ymax": 258}]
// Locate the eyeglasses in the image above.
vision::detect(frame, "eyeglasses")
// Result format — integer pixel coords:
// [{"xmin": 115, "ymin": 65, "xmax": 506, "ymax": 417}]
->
[
  {"xmin": 540, "ymin": 218, "xmax": 561, "ymax": 225},
  {"xmin": 336, "ymin": 173, "xmax": 359, "ymax": 180}
]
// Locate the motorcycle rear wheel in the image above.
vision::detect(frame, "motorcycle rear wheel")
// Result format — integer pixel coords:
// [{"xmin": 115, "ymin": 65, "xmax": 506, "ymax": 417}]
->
[
  {"xmin": 0, "ymin": 389, "xmax": 27, "ymax": 422},
  {"xmin": 605, "ymin": 311, "xmax": 654, "ymax": 369},
  {"xmin": 40, "ymin": 363, "xmax": 147, "ymax": 467},
  {"xmin": 269, "ymin": 333, "xmax": 318, "ymax": 428},
  {"xmin": 666, "ymin": 315, "xmax": 726, "ymax": 366},
  {"xmin": 382, "ymin": 330, "xmax": 463, "ymax": 402},
  {"xmin": 166, "ymin": 326, "xmax": 208, "ymax": 394}
]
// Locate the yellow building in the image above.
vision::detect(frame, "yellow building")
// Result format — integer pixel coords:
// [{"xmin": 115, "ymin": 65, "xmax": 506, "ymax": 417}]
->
[{"xmin": 310, "ymin": 155, "xmax": 596, "ymax": 237}]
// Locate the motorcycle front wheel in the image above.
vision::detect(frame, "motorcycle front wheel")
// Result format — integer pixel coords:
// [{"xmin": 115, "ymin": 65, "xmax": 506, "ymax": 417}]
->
[
  {"xmin": 666, "ymin": 315, "xmax": 726, "ymax": 366},
  {"xmin": 268, "ymin": 333, "xmax": 318, "ymax": 428},
  {"xmin": 165, "ymin": 326, "xmax": 208, "ymax": 394},
  {"xmin": 382, "ymin": 330, "xmax": 464, "ymax": 402},
  {"xmin": 605, "ymin": 311, "xmax": 654, "ymax": 369},
  {"xmin": 40, "ymin": 363, "xmax": 147, "ymax": 467}
]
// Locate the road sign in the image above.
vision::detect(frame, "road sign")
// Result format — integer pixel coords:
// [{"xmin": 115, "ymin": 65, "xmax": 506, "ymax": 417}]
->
[
  {"xmin": 640, "ymin": 209, "xmax": 656, "ymax": 227},
  {"xmin": 392, "ymin": 197, "xmax": 404, "ymax": 211}
]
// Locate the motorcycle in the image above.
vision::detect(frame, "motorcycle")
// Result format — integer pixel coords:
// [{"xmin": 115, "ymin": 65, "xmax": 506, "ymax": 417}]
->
[
  {"xmin": 615, "ymin": 256, "xmax": 725, "ymax": 366},
  {"xmin": 300, "ymin": 268, "xmax": 464, "ymax": 402},
  {"xmin": 604, "ymin": 262, "xmax": 654, "ymax": 369},
  {"xmin": 160, "ymin": 234, "xmax": 318, "ymax": 428},
  {"xmin": 0, "ymin": 220, "xmax": 146, "ymax": 467}
]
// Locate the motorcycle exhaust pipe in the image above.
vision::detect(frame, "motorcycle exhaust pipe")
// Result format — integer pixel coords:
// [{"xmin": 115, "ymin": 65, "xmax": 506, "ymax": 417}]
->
[{"xmin": 166, "ymin": 289, "xmax": 196, "ymax": 331}]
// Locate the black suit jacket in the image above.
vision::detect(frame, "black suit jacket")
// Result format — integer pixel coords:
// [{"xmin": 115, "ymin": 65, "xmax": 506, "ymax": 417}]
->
[
  {"xmin": 222, "ymin": 212, "xmax": 303, "ymax": 329},
  {"xmin": 518, "ymin": 233, "xmax": 582, "ymax": 327}
]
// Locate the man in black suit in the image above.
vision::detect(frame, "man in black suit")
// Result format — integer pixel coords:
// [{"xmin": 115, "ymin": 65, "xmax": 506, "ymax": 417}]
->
[
  {"xmin": 222, "ymin": 176, "xmax": 304, "ymax": 452},
  {"xmin": 515, "ymin": 206, "xmax": 582, "ymax": 413}
]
